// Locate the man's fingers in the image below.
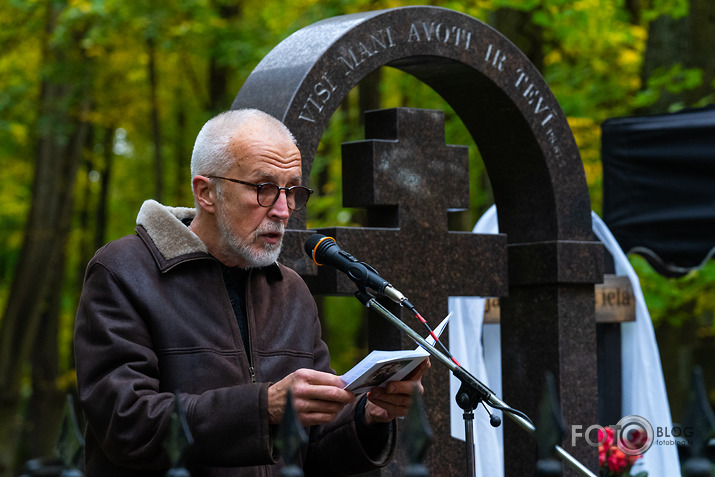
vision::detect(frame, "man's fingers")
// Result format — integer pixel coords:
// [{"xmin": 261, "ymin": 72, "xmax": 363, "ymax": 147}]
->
[
  {"xmin": 363, "ymin": 376, "xmax": 423, "ymax": 424},
  {"xmin": 381, "ymin": 378, "xmax": 423, "ymax": 397},
  {"xmin": 293, "ymin": 368, "xmax": 346, "ymax": 387},
  {"xmin": 274, "ymin": 369, "xmax": 358, "ymax": 426},
  {"xmin": 368, "ymin": 386, "xmax": 412, "ymax": 406},
  {"xmin": 366, "ymin": 394, "xmax": 409, "ymax": 420},
  {"xmin": 404, "ymin": 358, "xmax": 431, "ymax": 381},
  {"xmin": 269, "ymin": 369, "xmax": 355, "ymax": 425},
  {"xmin": 292, "ymin": 381, "xmax": 354, "ymax": 404}
]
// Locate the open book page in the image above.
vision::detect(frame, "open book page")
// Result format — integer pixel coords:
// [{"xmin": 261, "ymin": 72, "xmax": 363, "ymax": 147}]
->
[{"xmin": 340, "ymin": 313, "xmax": 451, "ymax": 394}]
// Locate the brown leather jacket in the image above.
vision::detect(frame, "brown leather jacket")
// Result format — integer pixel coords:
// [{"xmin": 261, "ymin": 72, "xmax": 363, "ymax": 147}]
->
[{"xmin": 74, "ymin": 200, "xmax": 394, "ymax": 476}]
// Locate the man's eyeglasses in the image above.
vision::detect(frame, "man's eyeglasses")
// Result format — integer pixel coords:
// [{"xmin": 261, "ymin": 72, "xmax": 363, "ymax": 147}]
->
[{"xmin": 207, "ymin": 176, "xmax": 313, "ymax": 211}]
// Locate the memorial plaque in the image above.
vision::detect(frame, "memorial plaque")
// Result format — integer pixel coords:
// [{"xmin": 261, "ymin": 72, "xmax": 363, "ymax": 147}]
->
[
  {"xmin": 485, "ymin": 275, "xmax": 636, "ymax": 324},
  {"xmin": 594, "ymin": 275, "xmax": 635, "ymax": 323}
]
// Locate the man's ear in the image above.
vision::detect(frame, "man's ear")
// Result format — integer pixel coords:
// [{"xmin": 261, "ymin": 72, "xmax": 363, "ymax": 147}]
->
[{"xmin": 192, "ymin": 175, "xmax": 217, "ymax": 213}]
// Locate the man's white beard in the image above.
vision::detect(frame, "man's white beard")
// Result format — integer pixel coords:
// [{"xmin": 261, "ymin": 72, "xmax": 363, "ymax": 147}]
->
[{"xmin": 217, "ymin": 210, "xmax": 284, "ymax": 268}]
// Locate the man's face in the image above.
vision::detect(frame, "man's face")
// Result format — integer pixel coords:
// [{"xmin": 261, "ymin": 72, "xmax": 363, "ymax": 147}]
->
[{"xmin": 214, "ymin": 126, "xmax": 302, "ymax": 268}]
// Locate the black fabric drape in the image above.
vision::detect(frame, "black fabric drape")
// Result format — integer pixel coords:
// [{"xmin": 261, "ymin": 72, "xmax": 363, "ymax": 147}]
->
[{"xmin": 602, "ymin": 105, "xmax": 715, "ymax": 277}]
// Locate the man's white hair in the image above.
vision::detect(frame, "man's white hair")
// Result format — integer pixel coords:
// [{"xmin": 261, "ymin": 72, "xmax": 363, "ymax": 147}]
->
[{"xmin": 190, "ymin": 109, "xmax": 296, "ymax": 204}]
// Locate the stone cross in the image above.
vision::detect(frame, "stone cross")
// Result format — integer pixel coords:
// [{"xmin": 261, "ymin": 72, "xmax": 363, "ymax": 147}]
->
[{"xmin": 288, "ymin": 107, "xmax": 507, "ymax": 475}]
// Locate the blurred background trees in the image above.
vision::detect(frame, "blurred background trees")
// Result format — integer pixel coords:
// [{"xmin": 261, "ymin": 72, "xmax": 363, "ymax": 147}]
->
[{"xmin": 0, "ymin": 0, "xmax": 713, "ymax": 473}]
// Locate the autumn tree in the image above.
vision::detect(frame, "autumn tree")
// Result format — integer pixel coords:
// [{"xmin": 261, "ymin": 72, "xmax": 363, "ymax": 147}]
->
[{"xmin": 0, "ymin": 0, "xmax": 712, "ymax": 474}]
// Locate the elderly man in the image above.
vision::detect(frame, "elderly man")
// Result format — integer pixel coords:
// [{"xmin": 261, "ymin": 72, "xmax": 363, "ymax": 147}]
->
[{"xmin": 74, "ymin": 109, "xmax": 428, "ymax": 476}]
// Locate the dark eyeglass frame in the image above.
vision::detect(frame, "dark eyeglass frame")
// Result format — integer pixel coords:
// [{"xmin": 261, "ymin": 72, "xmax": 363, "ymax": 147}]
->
[{"xmin": 207, "ymin": 176, "xmax": 314, "ymax": 210}]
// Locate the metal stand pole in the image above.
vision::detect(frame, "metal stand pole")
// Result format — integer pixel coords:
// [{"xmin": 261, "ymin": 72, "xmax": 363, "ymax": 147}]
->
[
  {"xmin": 464, "ymin": 410, "xmax": 476, "ymax": 477},
  {"xmin": 355, "ymin": 291, "xmax": 597, "ymax": 477}
]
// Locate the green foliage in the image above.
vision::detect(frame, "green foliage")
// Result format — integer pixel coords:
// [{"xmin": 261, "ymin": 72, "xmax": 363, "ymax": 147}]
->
[
  {"xmin": 643, "ymin": 0, "xmax": 689, "ymax": 22},
  {"xmin": 0, "ymin": 2, "xmax": 42, "ymax": 308},
  {"xmin": 634, "ymin": 64, "xmax": 704, "ymax": 112},
  {"xmin": 0, "ymin": 1, "xmax": 714, "ymax": 466},
  {"xmin": 632, "ymin": 256, "xmax": 715, "ymax": 331},
  {"xmin": 533, "ymin": 0, "xmax": 648, "ymax": 120},
  {"xmin": 320, "ymin": 297, "xmax": 369, "ymax": 374}
]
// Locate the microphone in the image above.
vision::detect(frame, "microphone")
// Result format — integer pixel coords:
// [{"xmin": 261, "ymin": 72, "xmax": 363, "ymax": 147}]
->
[{"xmin": 304, "ymin": 233, "xmax": 412, "ymax": 308}]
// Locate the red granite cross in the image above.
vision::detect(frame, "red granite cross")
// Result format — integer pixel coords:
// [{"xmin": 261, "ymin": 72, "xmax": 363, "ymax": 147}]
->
[
  {"xmin": 308, "ymin": 108, "xmax": 506, "ymax": 329},
  {"xmin": 297, "ymin": 107, "xmax": 508, "ymax": 474}
]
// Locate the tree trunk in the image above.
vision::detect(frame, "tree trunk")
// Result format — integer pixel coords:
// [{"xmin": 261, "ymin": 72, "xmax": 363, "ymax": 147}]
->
[
  {"xmin": 76, "ymin": 153, "xmax": 94, "ymax": 295},
  {"xmin": 491, "ymin": 7, "xmax": 544, "ymax": 72},
  {"xmin": 639, "ymin": 12, "xmax": 689, "ymax": 114},
  {"xmin": 95, "ymin": 126, "xmax": 114, "ymax": 251},
  {"xmin": 0, "ymin": 2, "xmax": 92, "ymax": 472},
  {"xmin": 208, "ymin": 55, "xmax": 230, "ymax": 115},
  {"xmin": 207, "ymin": 2, "xmax": 243, "ymax": 115},
  {"xmin": 19, "ymin": 274, "xmax": 66, "ymax": 463},
  {"xmin": 175, "ymin": 99, "xmax": 190, "ymax": 206},
  {"xmin": 639, "ymin": 0, "xmax": 715, "ymax": 114},
  {"xmin": 685, "ymin": 0, "xmax": 715, "ymax": 105},
  {"xmin": 148, "ymin": 36, "xmax": 164, "ymax": 202},
  {"xmin": 358, "ymin": 68, "xmax": 382, "ymax": 124}
]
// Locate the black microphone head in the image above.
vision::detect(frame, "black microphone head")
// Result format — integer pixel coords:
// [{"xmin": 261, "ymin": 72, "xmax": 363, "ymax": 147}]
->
[
  {"xmin": 304, "ymin": 233, "xmax": 326, "ymax": 257},
  {"xmin": 304, "ymin": 233, "xmax": 341, "ymax": 266}
]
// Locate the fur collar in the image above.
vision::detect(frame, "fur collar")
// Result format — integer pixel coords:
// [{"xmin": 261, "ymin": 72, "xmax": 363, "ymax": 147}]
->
[{"xmin": 136, "ymin": 199, "xmax": 208, "ymax": 261}]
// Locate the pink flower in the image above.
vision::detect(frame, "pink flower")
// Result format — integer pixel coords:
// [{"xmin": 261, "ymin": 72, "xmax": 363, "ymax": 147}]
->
[
  {"xmin": 597, "ymin": 425, "xmax": 646, "ymax": 476},
  {"xmin": 630, "ymin": 430, "xmax": 643, "ymax": 443},
  {"xmin": 607, "ymin": 447, "xmax": 628, "ymax": 473},
  {"xmin": 629, "ymin": 429, "xmax": 647, "ymax": 448},
  {"xmin": 599, "ymin": 444, "xmax": 607, "ymax": 466},
  {"xmin": 599, "ymin": 426, "xmax": 614, "ymax": 447}
]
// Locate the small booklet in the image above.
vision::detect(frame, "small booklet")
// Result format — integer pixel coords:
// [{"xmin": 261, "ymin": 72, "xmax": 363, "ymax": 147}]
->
[{"xmin": 340, "ymin": 313, "xmax": 452, "ymax": 394}]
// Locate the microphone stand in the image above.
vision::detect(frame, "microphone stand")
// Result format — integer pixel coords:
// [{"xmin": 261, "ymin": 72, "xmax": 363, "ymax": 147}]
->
[{"xmin": 353, "ymin": 289, "xmax": 596, "ymax": 477}]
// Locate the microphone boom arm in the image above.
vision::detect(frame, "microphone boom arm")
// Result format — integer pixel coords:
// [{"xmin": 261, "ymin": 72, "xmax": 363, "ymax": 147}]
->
[{"xmin": 353, "ymin": 290, "xmax": 596, "ymax": 477}]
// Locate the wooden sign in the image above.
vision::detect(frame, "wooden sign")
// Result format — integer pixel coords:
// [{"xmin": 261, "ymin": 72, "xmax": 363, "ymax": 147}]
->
[
  {"xmin": 484, "ymin": 274, "xmax": 636, "ymax": 324},
  {"xmin": 594, "ymin": 275, "xmax": 636, "ymax": 323}
]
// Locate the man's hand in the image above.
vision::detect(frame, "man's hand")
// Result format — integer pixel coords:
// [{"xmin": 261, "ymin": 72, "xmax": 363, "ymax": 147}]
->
[
  {"xmin": 268, "ymin": 369, "xmax": 355, "ymax": 426},
  {"xmin": 364, "ymin": 358, "xmax": 431, "ymax": 426}
]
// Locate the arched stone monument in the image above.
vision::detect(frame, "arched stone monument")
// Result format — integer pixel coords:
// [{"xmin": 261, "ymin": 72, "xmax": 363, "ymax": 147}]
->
[{"xmin": 232, "ymin": 6, "xmax": 603, "ymax": 476}]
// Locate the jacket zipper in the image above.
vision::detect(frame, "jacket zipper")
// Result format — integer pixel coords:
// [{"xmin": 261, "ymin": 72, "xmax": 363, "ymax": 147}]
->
[
  {"xmin": 249, "ymin": 365, "xmax": 256, "ymax": 383},
  {"xmin": 246, "ymin": 269, "xmax": 256, "ymax": 383},
  {"xmin": 220, "ymin": 262, "xmax": 256, "ymax": 384}
]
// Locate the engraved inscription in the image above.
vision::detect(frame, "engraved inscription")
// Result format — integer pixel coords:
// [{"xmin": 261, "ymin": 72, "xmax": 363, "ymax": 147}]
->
[
  {"xmin": 514, "ymin": 68, "xmax": 554, "ymax": 126},
  {"xmin": 407, "ymin": 22, "xmax": 472, "ymax": 49},
  {"xmin": 545, "ymin": 128, "xmax": 561, "ymax": 157},
  {"xmin": 336, "ymin": 27, "xmax": 395, "ymax": 75},
  {"xmin": 485, "ymin": 44, "xmax": 506, "ymax": 71},
  {"xmin": 298, "ymin": 73, "xmax": 338, "ymax": 123},
  {"xmin": 299, "ymin": 21, "xmax": 478, "ymax": 124},
  {"xmin": 296, "ymin": 12, "xmax": 563, "ymax": 164}
]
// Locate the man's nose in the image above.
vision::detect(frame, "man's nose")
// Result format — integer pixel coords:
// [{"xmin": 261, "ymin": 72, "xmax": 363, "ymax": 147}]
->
[{"xmin": 268, "ymin": 189, "xmax": 291, "ymax": 219}]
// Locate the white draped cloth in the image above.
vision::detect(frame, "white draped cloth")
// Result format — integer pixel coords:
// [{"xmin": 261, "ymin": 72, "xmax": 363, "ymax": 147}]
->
[{"xmin": 448, "ymin": 205, "xmax": 681, "ymax": 476}]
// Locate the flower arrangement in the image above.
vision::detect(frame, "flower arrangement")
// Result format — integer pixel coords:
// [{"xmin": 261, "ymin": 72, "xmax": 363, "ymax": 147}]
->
[{"xmin": 599, "ymin": 427, "xmax": 648, "ymax": 477}]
